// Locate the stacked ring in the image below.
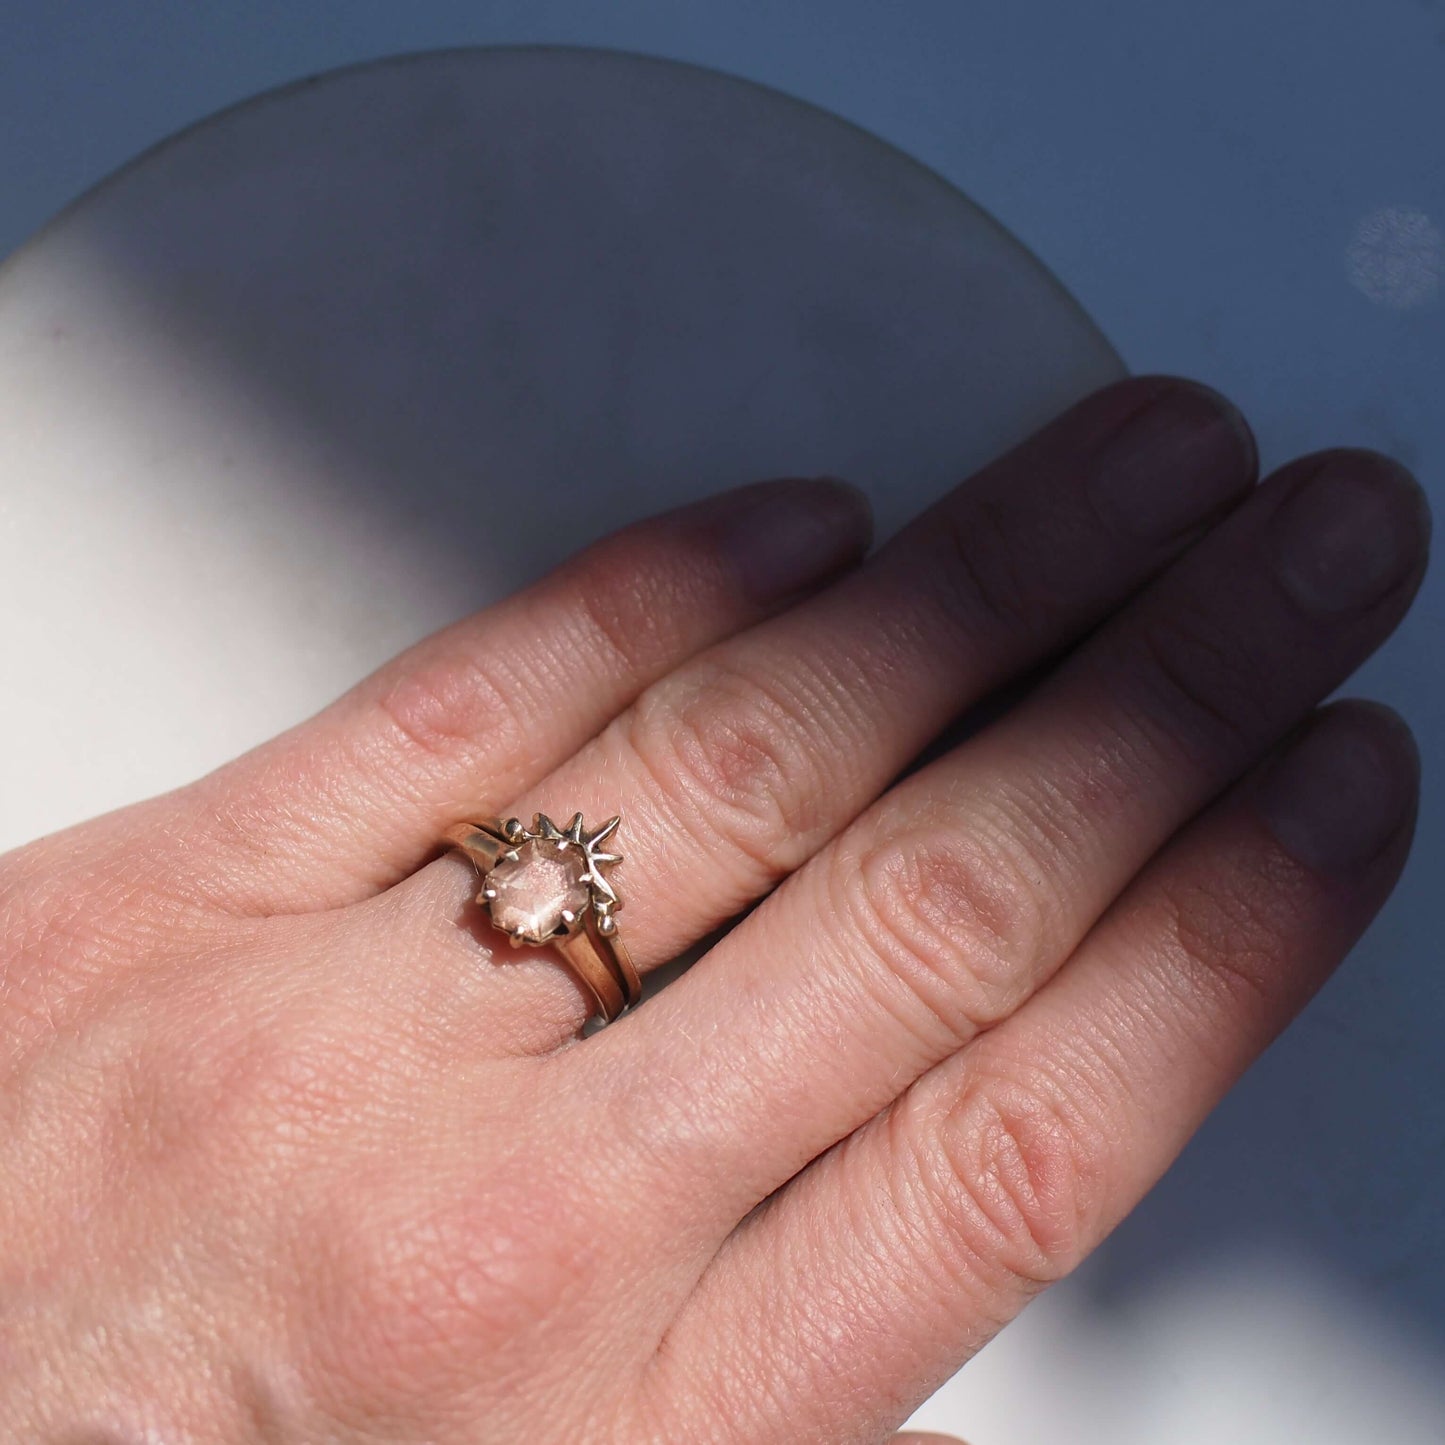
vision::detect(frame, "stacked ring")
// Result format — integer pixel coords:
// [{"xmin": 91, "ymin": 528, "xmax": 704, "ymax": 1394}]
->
[{"xmin": 444, "ymin": 812, "xmax": 641, "ymax": 1024}]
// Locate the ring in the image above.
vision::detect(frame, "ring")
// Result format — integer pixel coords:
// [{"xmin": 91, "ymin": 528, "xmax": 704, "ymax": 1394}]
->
[{"xmin": 443, "ymin": 812, "xmax": 641, "ymax": 1025}]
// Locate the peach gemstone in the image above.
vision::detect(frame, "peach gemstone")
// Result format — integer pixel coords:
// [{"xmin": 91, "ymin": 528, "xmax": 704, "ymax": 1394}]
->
[{"xmin": 487, "ymin": 838, "xmax": 589, "ymax": 940}]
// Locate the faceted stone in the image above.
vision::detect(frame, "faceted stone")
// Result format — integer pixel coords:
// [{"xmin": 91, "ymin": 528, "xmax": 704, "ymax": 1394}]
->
[{"xmin": 487, "ymin": 838, "xmax": 589, "ymax": 941}]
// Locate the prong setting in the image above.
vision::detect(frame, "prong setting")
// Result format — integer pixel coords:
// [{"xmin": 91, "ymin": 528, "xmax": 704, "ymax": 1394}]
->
[{"xmin": 472, "ymin": 811, "xmax": 625, "ymax": 947}]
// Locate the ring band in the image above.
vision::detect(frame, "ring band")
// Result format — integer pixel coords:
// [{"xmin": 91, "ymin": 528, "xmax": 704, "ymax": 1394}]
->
[{"xmin": 444, "ymin": 812, "xmax": 640, "ymax": 1024}]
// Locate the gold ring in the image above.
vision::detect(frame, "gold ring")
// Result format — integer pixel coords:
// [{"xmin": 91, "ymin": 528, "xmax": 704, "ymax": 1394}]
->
[{"xmin": 443, "ymin": 812, "xmax": 640, "ymax": 1025}]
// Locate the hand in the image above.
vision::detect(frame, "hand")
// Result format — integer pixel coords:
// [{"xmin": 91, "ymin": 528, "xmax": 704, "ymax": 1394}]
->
[{"xmin": 0, "ymin": 377, "xmax": 1428, "ymax": 1443}]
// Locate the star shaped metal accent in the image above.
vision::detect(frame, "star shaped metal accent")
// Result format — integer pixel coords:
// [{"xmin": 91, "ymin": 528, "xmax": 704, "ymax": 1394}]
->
[{"xmin": 528, "ymin": 811, "xmax": 625, "ymax": 915}]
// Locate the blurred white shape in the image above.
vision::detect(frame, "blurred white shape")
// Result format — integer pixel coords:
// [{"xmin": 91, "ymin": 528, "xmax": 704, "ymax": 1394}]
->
[
  {"xmin": 905, "ymin": 1249, "xmax": 1445, "ymax": 1444},
  {"xmin": 1346, "ymin": 206, "xmax": 1443, "ymax": 309},
  {"xmin": 0, "ymin": 48, "xmax": 1122, "ymax": 850}
]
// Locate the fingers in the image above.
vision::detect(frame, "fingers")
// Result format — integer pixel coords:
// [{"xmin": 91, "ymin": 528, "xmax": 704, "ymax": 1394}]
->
[
  {"xmin": 166, "ymin": 477, "xmax": 872, "ymax": 913},
  {"xmin": 596, "ymin": 447, "xmax": 1428, "ymax": 1220},
  {"xmin": 384, "ymin": 376, "xmax": 1256, "ymax": 1031},
  {"xmin": 646, "ymin": 701, "xmax": 1419, "ymax": 1444}
]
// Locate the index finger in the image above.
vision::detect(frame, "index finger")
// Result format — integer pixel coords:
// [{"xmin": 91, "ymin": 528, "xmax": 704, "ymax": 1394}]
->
[{"xmin": 159, "ymin": 476, "xmax": 872, "ymax": 914}]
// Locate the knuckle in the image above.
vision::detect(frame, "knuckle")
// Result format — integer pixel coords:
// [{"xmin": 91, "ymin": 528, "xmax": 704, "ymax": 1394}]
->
[
  {"xmin": 18, "ymin": 996, "xmax": 220, "ymax": 1212},
  {"xmin": 1131, "ymin": 609, "xmax": 1270, "ymax": 753},
  {"xmin": 926, "ymin": 1068, "xmax": 1106, "ymax": 1289},
  {"xmin": 1151, "ymin": 850, "xmax": 1301, "ymax": 1012},
  {"xmin": 100, "ymin": 1019, "xmax": 216, "ymax": 1179},
  {"xmin": 840, "ymin": 822, "xmax": 1047, "ymax": 1042},
  {"xmin": 566, "ymin": 542, "xmax": 701, "ymax": 680},
  {"xmin": 97, "ymin": 993, "xmax": 294, "ymax": 1179},
  {"xmin": 625, "ymin": 659, "xmax": 826, "ymax": 876},
  {"xmin": 83, "ymin": 977, "xmax": 376, "ymax": 1193},
  {"xmin": 935, "ymin": 493, "xmax": 1040, "ymax": 636},
  {"xmin": 301, "ymin": 1162, "xmax": 605, "ymax": 1414},
  {"xmin": 372, "ymin": 650, "xmax": 528, "ymax": 773}
]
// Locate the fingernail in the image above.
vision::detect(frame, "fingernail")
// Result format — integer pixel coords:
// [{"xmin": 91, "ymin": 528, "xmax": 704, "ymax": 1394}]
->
[
  {"xmin": 1271, "ymin": 454, "xmax": 1430, "ymax": 614},
  {"xmin": 714, "ymin": 477, "xmax": 873, "ymax": 603},
  {"xmin": 1257, "ymin": 704, "xmax": 1418, "ymax": 874},
  {"xmin": 1088, "ymin": 382, "xmax": 1256, "ymax": 540}
]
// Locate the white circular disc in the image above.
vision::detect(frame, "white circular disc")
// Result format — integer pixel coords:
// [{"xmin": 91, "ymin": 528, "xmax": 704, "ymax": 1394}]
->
[{"xmin": 0, "ymin": 47, "xmax": 1122, "ymax": 846}]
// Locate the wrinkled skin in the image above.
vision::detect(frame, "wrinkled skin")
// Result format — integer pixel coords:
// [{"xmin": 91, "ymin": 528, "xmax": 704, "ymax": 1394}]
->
[{"xmin": 0, "ymin": 377, "xmax": 1430, "ymax": 1443}]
